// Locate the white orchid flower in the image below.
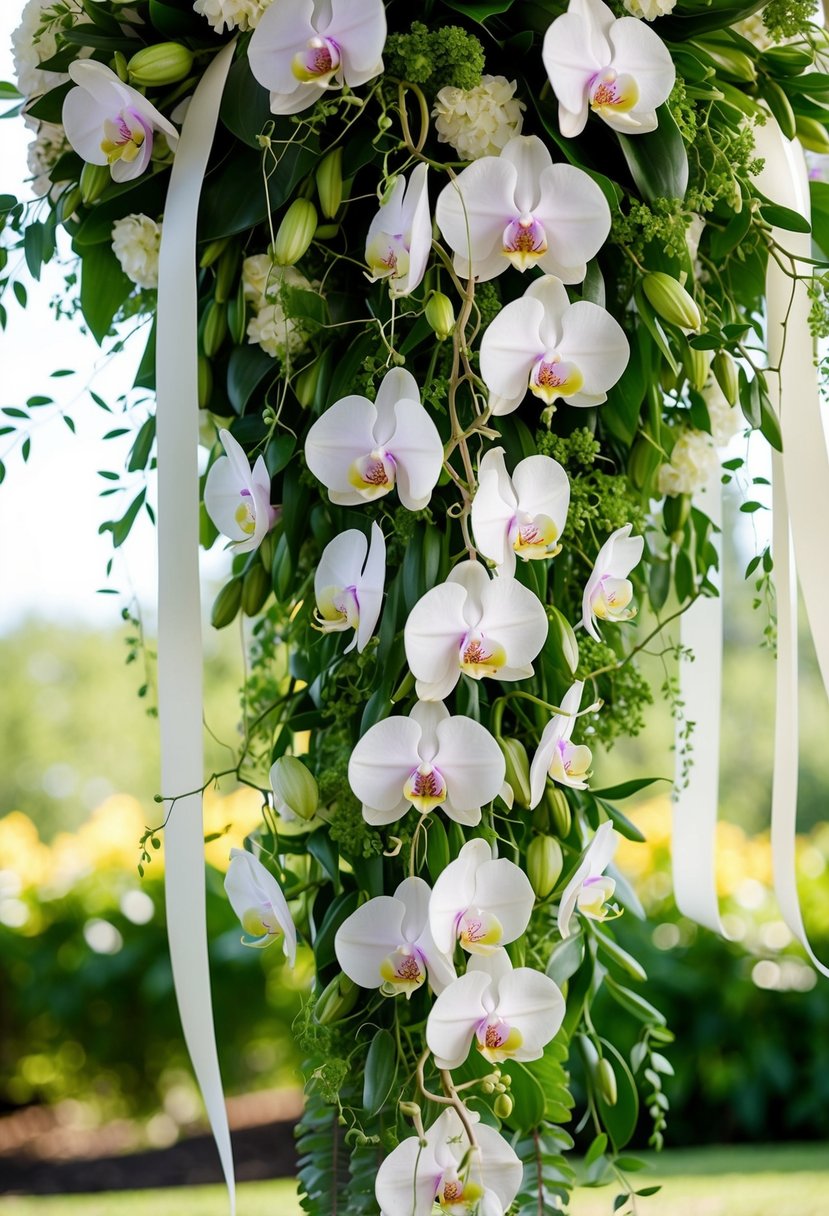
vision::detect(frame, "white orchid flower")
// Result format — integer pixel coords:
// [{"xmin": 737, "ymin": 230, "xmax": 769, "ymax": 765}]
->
[
  {"xmin": 248, "ymin": 0, "xmax": 386, "ymax": 116},
  {"xmin": 62, "ymin": 60, "xmax": 178, "ymax": 182},
  {"xmin": 334, "ymin": 876, "xmax": 455, "ymax": 997},
  {"xmin": 542, "ymin": 0, "xmax": 676, "ymax": 137},
  {"xmin": 365, "ymin": 164, "xmax": 431, "ymax": 298},
  {"xmin": 479, "ymin": 275, "xmax": 630, "ymax": 416},
  {"xmin": 348, "ymin": 701, "xmax": 506, "ymax": 827},
  {"xmin": 375, "ymin": 1107, "xmax": 523, "ymax": 1216},
  {"xmin": 304, "ymin": 367, "xmax": 443, "ymax": 510},
  {"xmin": 204, "ymin": 428, "xmax": 278, "ymax": 554},
  {"xmin": 529, "ymin": 680, "xmax": 594, "ymax": 807},
  {"xmin": 558, "ymin": 820, "xmax": 619, "ymax": 938},
  {"xmin": 471, "ymin": 447, "xmax": 570, "ymax": 576},
  {"xmin": 426, "ymin": 947, "xmax": 565, "ymax": 1071},
  {"xmin": 314, "ymin": 523, "xmax": 385, "ymax": 653},
  {"xmin": 430, "ymin": 838, "xmax": 535, "ymax": 957},
  {"xmin": 434, "ymin": 133, "xmax": 610, "ymax": 283},
  {"xmin": 581, "ymin": 523, "xmax": 644, "ymax": 641},
  {"xmin": 404, "ymin": 560, "xmax": 549, "ymax": 702},
  {"xmin": 224, "ymin": 848, "xmax": 297, "ymax": 962}
]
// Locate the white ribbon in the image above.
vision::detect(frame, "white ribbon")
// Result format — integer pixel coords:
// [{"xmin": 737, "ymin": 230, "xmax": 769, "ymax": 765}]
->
[{"xmin": 156, "ymin": 41, "xmax": 237, "ymax": 1209}]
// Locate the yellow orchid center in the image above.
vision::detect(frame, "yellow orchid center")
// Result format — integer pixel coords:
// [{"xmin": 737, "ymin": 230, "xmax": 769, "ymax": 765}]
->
[
  {"xmin": 529, "ymin": 355, "xmax": 584, "ymax": 405},
  {"xmin": 403, "ymin": 763, "xmax": 448, "ymax": 812},
  {"xmin": 458, "ymin": 908, "xmax": 503, "ymax": 955},
  {"xmin": 509, "ymin": 512, "xmax": 560, "ymax": 561},
  {"xmin": 549, "ymin": 739, "xmax": 593, "ymax": 788},
  {"xmin": 366, "ymin": 232, "xmax": 410, "ymax": 283},
  {"xmin": 100, "ymin": 108, "xmax": 149, "ymax": 166},
  {"xmin": 476, "ymin": 1019, "xmax": 524, "ymax": 1064},
  {"xmin": 589, "ymin": 69, "xmax": 640, "ymax": 117},
  {"xmin": 348, "ymin": 449, "xmax": 396, "ymax": 500},
  {"xmin": 439, "ymin": 1178, "xmax": 484, "ymax": 1213},
  {"xmin": 314, "ymin": 584, "xmax": 360, "ymax": 633},
  {"xmin": 459, "ymin": 631, "xmax": 507, "ymax": 679},
  {"xmin": 502, "ymin": 213, "xmax": 548, "ymax": 271},
  {"xmin": 379, "ymin": 946, "xmax": 427, "ymax": 996},
  {"xmin": 292, "ymin": 36, "xmax": 341, "ymax": 84},
  {"xmin": 592, "ymin": 576, "xmax": 636, "ymax": 623},
  {"xmin": 233, "ymin": 488, "xmax": 256, "ymax": 536},
  {"xmin": 241, "ymin": 907, "xmax": 282, "ymax": 940}
]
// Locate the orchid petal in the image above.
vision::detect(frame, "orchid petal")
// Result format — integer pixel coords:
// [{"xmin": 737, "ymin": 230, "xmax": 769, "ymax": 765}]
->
[
  {"xmin": 529, "ymin": 680, "xmax": 585, "ymax": 808},
  {"xmin": 225, "ymin": 848, "xmax": 297, "ymax": 964},
  {"xmin": 609, "ymin": 16, "xmax": 676, "ymax": 114},
  {"xmin": 447, "ymin": 560, "xmax": 490, "ymax": 622},
  {"xmin": 478, "ymin": 574, "xmax": 549, "ymax": 669},
  {"xmin": 315, "ymin": 528, "xmax": 368, "ymax": 603},
  {"xmin": 558, "ymin": 820, "xmax": 618, "ymax": 938},
  {"xmin": 435, "ymin": 716, "xmax": 506, "ymax": 814},
  {"xmin": 349, "ymin": 715, "xmax": 423, "ymax": 816},
  {"xmin": 479, "ymin": 297, "xmax": 546, "ymax": 405},
  {"xmin": 429, "ymin": 838, "xmax": 492, "ymax": 955},
  {"xmin": 304, "ymin": 395, "xmax": 378, "ymax": 502},
  {"xmin": 435, "ymin": 157, "xmax": 518, "ymax": 273},
  {"xmin": 472, "ymin": 857, "xmax": 535, "ymax": 945},
  {"xmin": 389, "ymin": 397, "xmax": 444, "ymax": 511},
  {"xmin": 374, "ymin": 366, "xmax": 421, "ymax": 431},
  {"xmin": 426, "ymin": 969, "xmax": 490, "ymax": 1069},
  {"xmin": 328, "ymin": 0, "xmax": 387, "ymax": 79},
  {"xmin": 557, "ymin": 299, "xmax": 630, "ymax": 401},
  {"xmin": 524, "ymin": 274, "xmax": 571, "ymax": 347},
  {"xmin": 404, "ymin": 581, "xmax": 469, "ymax": 692},
  {"xmin": 62, "ymin": 88, "xmax": 110, "ymax": 165},
  {"xmin": 495, "ymin": 967, "xmax": 566, "ymax": 1056},
  {"xmin": 375, "ymin": 1135, "xmax": 441, "ymax": 1216},
  {"xmin": 471, "ymin": 449, "xmax": 519, "ymax": 571},
  {"xmin": 541, "ymin": 11, "xmax": 604, "ymax": 124},
  {"xmin": 499, "ymin": 134, "xmax": 553, "ymax": 213},
  {"xmin": 511, "ymin": 455, "xmax": 570, "ymax": 534},
  {"xmin": 475, "ymin": 1123, "xmax": 525, "ymax": 1208},
  {"xmin": 334, "ymin": 895, "xmax": 407, "ymax": 987},
  {"xmin": 535, "ymin": 164, "xmax": 611, "ymax": 284},
  {"xmin": 394, "ymin": 875, "xmax": 432, "ymax": 943},
  {"xmin": 249, "ymin": 0, "xmax": 318, "ymax": 97},
  {"xmin": 409, "ymin": 699, "xmax": 450, "ymax": 762},
  {"xmin": 355, "ymin": 522, "xmax": 386, "ymax": 652}
]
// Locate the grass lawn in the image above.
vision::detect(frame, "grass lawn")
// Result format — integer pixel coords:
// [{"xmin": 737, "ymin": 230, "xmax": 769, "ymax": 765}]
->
[{"xmin": 1, "ymin": 1144, "xmax": 827, "ymax": 1215}]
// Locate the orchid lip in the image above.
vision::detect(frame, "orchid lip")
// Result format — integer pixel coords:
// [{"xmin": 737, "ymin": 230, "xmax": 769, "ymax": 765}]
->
[
  {"xmin": 292, "ymin": 35, "xmax": 341, "ymax": 83},
  {"xmin": 404, "ymin": 763, "xmax": 448, "ymax": 812},
  {"xmin": 502, "ymin": 213, "xmax": 548, "ymax": 270},
  {"xmin": 348, "ymin": 449, "xmax": 396, "ymax": 499},
  {"xmin": 459, "ymin": 631, "xmax": 507, "ymax": 679},
  {"xmin": 589, "ymin": 68, "xmax": 640, "ymax": 115}
]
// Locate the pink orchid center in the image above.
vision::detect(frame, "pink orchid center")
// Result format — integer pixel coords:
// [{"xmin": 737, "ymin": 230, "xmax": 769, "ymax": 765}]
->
[
  {"xmin": 404, "ymin": 763, "xmax": 448, "ymax": 812},
  {"xmin": 100, "ymin": 108, "xmax": 152, "ymax": 166},
  {"xmin": 348, "ymin": 449, "xmax": 396, "ymax": 500},
  {"xmin": 366, "ymin": 231, "xmax": 411, "ymax": 282},
  {"xmin": 502, "ymin": 213, "xmax": 548, "ymax": 271},
  {"xmin": 379, "ymin": 944, "xmax": 427, "ymax": 996},
  {"xmin": 315, "ymin": 584, "xmax": 360, "ymax": 633},
  {"xmin": 509, "ymin": 511, "xmax": 561, "ymax": 561},
  {"xmin": 292, "ymin": 36, "xmax": 341, "ymax": 84},
  {"xmin": 589, "ymin": 69, "xmax": 640, "ymax": 116},
  {"xmin": 459, "ymin": 630, "xmax": 507, "ymax": 679},
  {"xmin": 476, "ymin": 1016, "xmax": 524, "ymax": 1062},
  {"xmin": 591, "ymin": 574, "xmax": 635, "ymax": 622},
  {"xmin": 529, "ymin": 353, "xmax": 584, "ymax": 405},
  {"xmin": 456, "ymin": 906, "xmax": 503, "ymax": 954}
]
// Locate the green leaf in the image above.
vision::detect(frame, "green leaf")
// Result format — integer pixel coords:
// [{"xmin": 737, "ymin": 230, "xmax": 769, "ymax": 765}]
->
[
  {"xmin": 594, "ymin": 798, "xmax": 647, "ymax": 845},
  {"xmin": 363, "ymin": 1029, "xmax": 398, "ymax": 1116},
  {"xmin": 227, "ymin": 344, "xmax": 276, "ymax": 414},
  {"xmin": 546, "ymin": 931, "xmax": 585, "ymax": 988},
  {"xmin": 0, "ymin": 83, "xmax": 21, "ymax": 100},
  {"xmin": 199, "ymin": 141, "xmax": 318, "ymax": 240},
  {"xmin": 311, "ymin": 890, "xmax": 359, "ymax": 971},
  {"xmin": 441, "ymin": 0, "xmax": 514, "ymax": 21},
  {"xmin": 500, "ymin": 1060, "xmax": 546, "ymax": 1132},
  {"xmin": 617, "ymin": 105, "xmax": 688, "ymax": 203},
  {"xmin": 426, "ymin": 816, "xmax": 450, "ymax": 883},
  {"xmin": 660, "ymin": 1, "xmax": 764, "ymax": 38},
  {"xmin": 220, "ymin": 55, "xmax": 273, "ymax": 147},
  {"xmin": 590, "ymin": 777, "xmax": 665, "ymax": 801},
  {"xmin": 585, "ymin": 1133, "xmax": 608, "ymax": 1168},
  {"xmin": 596, "ymin": 1041, "xmax": 639, "ymax": 1152},
  {"xmin": 149, "ymin": 0, "xmax": 210, "ymax": 37},
  {"xmin": 60, "ymin": 24, "xmax": 136, "ymax": 50},
  {"xmin": 593, "ymin": 929, "xmax": 648, "ymax": 983},
  {"xmin": 25, "ymin": 82, "xmax": 72, "ymax": 124},
  {"xmin": 101, "ymin": 489, "xmax": 146, "ymax": 548},
  {"xmin": 759, "ymin": 202, "xmax": 811, "ymax": 234},
  {"xmin": 306, "ymin": 828, "xmax": 339, "ymax": 884},
  {"xmin": 80, "ymin": 243, "xmax": 133, "ymax": 343},
  {"xmin": 603, "ymin": 974, "xmax": 667, "ymax": 1026},
  {"xmin": 809, "ymin": 181, "xmax": 829, "ymax": 258},
  {"xmin": 128, "ymin": 417, "xmax": 156, "ymax": 472}
]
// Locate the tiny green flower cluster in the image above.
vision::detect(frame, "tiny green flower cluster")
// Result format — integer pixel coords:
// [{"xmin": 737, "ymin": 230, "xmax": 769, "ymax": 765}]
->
[
  {"xmin": 384, "ymin": 21, "xmax": 485, "ymax": 93},
  {"xmin": 763, "ymin": 0, "xmax": 819, "ymax": 39},
  {"xmin": 473, "ymin": 281, "xmax": 502, "ymax": 329},
  {"xmin": 807, "ymin": 272, "xmax": 829, "ymax": 341},
  {"xmin": 576, "ymin": 638, "xmax": 654, "ymax": 747},
  {"xmin": 611, "ymin": 197, "xmax": 690, "ymax": 263},
  {"xmin": 537, "ymin": 429, "xmax": 645, "ymax": 541},
  {"xmin": 535, "ymin": 426, "xmax": 600, "ymax": 469},
  {"xmin": 321, "ymin": 764, "xmax": 385, "ymax": 860},
  {"xmin": 668, "ymin": 78, "xmax": 697, "ymax": 146}
]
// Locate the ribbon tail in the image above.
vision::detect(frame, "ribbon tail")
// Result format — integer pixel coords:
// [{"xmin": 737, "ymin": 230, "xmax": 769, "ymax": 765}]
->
[{"xmin": 156, "ymin": 41, "xmax": 237, "ymax": 1211}]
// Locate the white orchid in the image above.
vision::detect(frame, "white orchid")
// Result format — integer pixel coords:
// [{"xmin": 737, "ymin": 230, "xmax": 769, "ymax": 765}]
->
[
  {"xmin": 314, "ymin": 523, "xmax": 385, "ymax": 653},
  {"xmin": 304, "ymin": 367, "xmax": 443, "ymax": 510},
  {"xmin": 471, "ymin": 447, "xmax": 570, "ymax": 576},
  {"xmin": 375, "ymin": 1107, "xmax": 523, "ymax": 1216},
  {"xmin": 348, "ymin": 701, "xmax": 505, "ymax": 827},
  {"xmin": 581, "ymin": 523, "xmax": 644, "ymax": 641},
  {"xmin": 558, "ymin": 820, "xmax": 619, "ymax": 938},
  {"xmin": 248, "ymin": 0, "xmax": 386, "ymax": 116},
  {"xmin": 430, "ymin": 838, "xmax": 535, "ymax": 958},
  {"xmin": 365, "ymin": 164, "xmax": 431, "ymax": 297},
  {"xmin": 62, "ymin": 61, "xmax": 177, "ymax": 183},
  {"xmin": 224, "ymin": 848, "xmax": 297, "ymax": 962},
  {"xmin": 426, "ymin": 948, "xmax": 565, "ymax": 1071},
  {"xmin": 434, "ymin": 133, "xmax": 610, "ymax": 283},
  {"xmin": 479, "ymin": 275, "xmax": 630, "ymax": 415},
  {"xmin": 204, "ymin": 428, "xmax": 278, "ymax": 554},
  {"xmin": 404, "ymin": 561, "xmax": 549, "ymax": 702},
  {"xmin": 334, "ymin": 876, "xmax": 455, "ymax": 997},
  {"xmin": 529, "ymin": 681, "xmax": 593, "ymax": 807},
  {"xmin": 542, "ymin": 0, "xmax": 676, "ymax": 137}
]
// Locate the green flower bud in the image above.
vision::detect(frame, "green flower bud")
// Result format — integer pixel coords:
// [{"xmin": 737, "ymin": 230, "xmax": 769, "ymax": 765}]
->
[
  {"xmin": 642, "ymin": 272, "xmax": 702, "ymax": 332},
  {"xmin": 663, "ymin": 492, "xmax": 691, "ymax": 541},
  {"xmin": 295, "ymin": 357, "xmax": 323, "ymax": 408},
  {"xmin": 79, "ymin": 162, "xmax": 109, "ymax": 205},
  {"xmin": 698, "ymin": 42, "xmax": 756, "ymax": 84},
  {"xmin": 795, "ymin": 116, "xmax": 829, "ymax": 155},
  {"xmin": 211, "ymin": 578, "xmax": 242, "ymax": 629},
  {"xmin": 425, "ymin": 292, "xmax": 456, "ymax": 341},
  {"xmin": 112, "ymin": 51, "xmax": 129, "ymax": 83},
  {"xmin": 214, "ymin": 243, "xmax": 240, "ymax": 304},
  {"xmin": 682, "ymin": 343, "xmax": 711, "ymax": 393},
  {"xmin": 532, "ymin": 802, "xmax": 551, "ymax": 833},
  {"xmin": 200, "ymin": 238, "xmax": 230, "ymax": 269},
  {"xmin": 316, "ymin": 147, "xmax": 343, "ymax": 219},
  {"xmin": 201, "ymin": 300, "xmax": 227, "ymax": 358},
  {"xmin": 628, "ymin": 434, "xmax": 658, "ymax": 492},
  {"xmin": 493, "ymin": 1093, "xmax": 513, "ymax": 1119},
  {"xmin": 258, "ymin": 530, "xmax": 276, "ymax": 571},
  {"xmin": 271, "ymin": 755, "xmax": 319, "ymax": 822},
  {"xmin": 712, "ymin": 350, "xmax": 738, "ymax": 406},
  {"xmin": 274, "ymin": 198, "xmax": 318, "ymax": 267},
  {"xmin": 241, "ymin": 563, "xmax": 272, "ymax": 616},
  {"xmin": 315, "ymin": 973, "xmax": 359, "ymax": 1025},
  {"xmin": 197, "ymin": 355, "xmax": 213, "ymax": 409},
  {"xmin": 547, "ymin": 605, "xmax": 579, "ymax": 675},
  {"xmin": 545, "ymin": 787, "xmax": 572, "ymax": 838},
  {"xmin": 227, "ymin": 277, "xmax": 247, "ymax": 346},
  {"xmin": 527, "ymin": 835, "xmax": 564, "ymax": 899},
  {"xmin": 59, "ymin": 186, "xmax": 82, "ymax": 224},
  {"xmin": 596, "ymin": 1057, "xmax": 618, "ymax": 1106},
  {"xmin": 498, "ymin": 737, "xmax": 531, "ymax": 810},
  {"xmin": 128, "ymin": 42, "xmax": 194, "ymax": 87}
]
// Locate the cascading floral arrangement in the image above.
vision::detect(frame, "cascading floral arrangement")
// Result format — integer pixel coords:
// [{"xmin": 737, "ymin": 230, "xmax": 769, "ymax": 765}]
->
[{"xmin": 5, "ymin": 0, "xmax": 829, "ymax": 1211}]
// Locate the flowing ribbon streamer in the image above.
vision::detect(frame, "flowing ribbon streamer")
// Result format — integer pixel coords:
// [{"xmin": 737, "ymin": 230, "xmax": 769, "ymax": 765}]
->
[{"xmin": 156, "ymin": 41, "xmax": 237, "ymax": 1208}]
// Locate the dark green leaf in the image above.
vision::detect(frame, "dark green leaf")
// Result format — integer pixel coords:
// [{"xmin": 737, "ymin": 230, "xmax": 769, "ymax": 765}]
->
[
  {"xmin": 363, "ymin": 1029, "xmax": 398, "ymax": 1116},
  {"xmin": 595, "ymin": 798, "xmax": 648, "ymax": 844},
  {"xmin": 590, "ymin": 777, "xmax": 666, "ymax": 801},
  {"xmin": 500, "ymin": 1060, "xmax": 546, "ymax": 1132},
  {"xmin": 306, "ymin": 828, "xmax": 339, "ymax": 884},
  {"xmin": 25, "ymin": 82, "xmax": 72, "ymax": 124},
  {"xmin": 220, "ymin": 55, "xmax": 273, "ymax": 147},
  {"xmin": 596, "ymin": 1041, "xmax": 639, "ymax": 1152},
  {"xmin": 80, "ymin": 242, "xmax": 133, "ymax": 343},
  {"xmin": 227, "ymin": 345, "xmax": 276, "ymax": 414},
  {"xmin": 128, "ymin": 416, "xmax": 156, "ymax": 472},
  {"xmin": 61, "ymin": 25, "xmax": 136, "ymax": 50},
  {"xmin": 617, "ymin": 105, "xmax": 688, "ymax": 203},
  {"xmin": 759, "ymin": 202, "xmax": 811, "ymax": 234}
]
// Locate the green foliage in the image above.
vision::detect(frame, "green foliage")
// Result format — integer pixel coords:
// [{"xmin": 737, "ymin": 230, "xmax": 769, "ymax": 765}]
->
[
  {"xmin": 763, "ymin": 0, "xmax": 819, "ymax": 39},
  {"xmin": 383, "ymin": 21, "xmax": 485, "ymax": 92}
]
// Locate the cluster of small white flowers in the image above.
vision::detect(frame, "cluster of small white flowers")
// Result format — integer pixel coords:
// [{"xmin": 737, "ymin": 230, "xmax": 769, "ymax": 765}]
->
[
  {"xmin": 433, "ymin": 75, "xmax": 525, "ymax": 161},
  {"xmin": 657, "ymin": 428, "xmax": 719, "ymax": 498},
  {"xmin": 192, "ymin": 0, "xmax": 273, "ymax": 34},
  {"xmin": 623, "ymin": 0, "xmax": 676, "ymax": 18},
  {"xmin": 705, "ymin": 379, "xmax": 742, "ymax": 448},
  {"xmin": 111, "ymin": 214, "xmax": 163, "ymax": 290},
  {"xmin": 12, "ymin": 0, "xmax": 81, "ymax": 101},
  {"xmin": 242, "ymin": 256, "xmax": 310, "ymax": 360},
  {"xmin": 27, "ymin": 122, "xmax": 67, "ymax": 197}
]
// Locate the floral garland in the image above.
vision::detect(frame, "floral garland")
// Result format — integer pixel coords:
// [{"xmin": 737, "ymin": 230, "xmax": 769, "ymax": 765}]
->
[{"xmin": 5, "ymin": 0, "xmax": 829, "ymax": 1212}]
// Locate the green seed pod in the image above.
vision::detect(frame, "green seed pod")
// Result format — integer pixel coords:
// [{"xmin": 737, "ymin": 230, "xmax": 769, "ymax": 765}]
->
[
  {"xmin": 545, "ymin": 787, "xmax": 572, "ymax": 838},
  {"xmin": 128, "ymin": 43, "xmax": 194, "ymax": 87},
  {"xmin": 295, "ymin": 357, "xmax": 323, "ymax": 408},
  {"xmin": 547, "ymin": 605, "xmax": 579, "ymax": 675},
  {"xmin": 663, "ymin": 492, "xmax": 691, "ymax": 543},
  {"xmin": 214, "ymin": 243, "xmax": 240, "ymax": 304},
  {"xmin": 271, "ymin": 756, "xmax": 319, "ymax": 822},
  {"xmin": 258, "ymin": 530, "xmax": 276, "ymax": 571},
  {"xmin": 761, "ymin": 77, "xmax": 797, "ymax": 142},
  {"xmin": 712, "ymin": 350, "xmax": 738, "ymax": 406},
  {"xmin": 596, "ymin": 1057, "xmax": 618, "ymax": 1106},
  {"xmin": 316, "ymin": 146, "xmax": 343, "ymax": 219},
  {"xmin": 112, "ymin": 51, "xmax": 129, "ymax": 82},
  {"xmin": 211, "ymin": 578, "xmax": 242, "ymax": 629},
  {"xmin": 532, "ymin": 802, "xmax": 551, "ymax": 833},
  {"xmin": 200, "ymin": 238, "xmax": 230, "ymax": 269},
  {"xmin": 227, "ymin": 277, "xmax": 248, "ymax": 346},
  {"xmin": 628, "ymin": 434, "xmax": 657, "ymax": 492},
  {"xmin": 493, "ymin": 1093, "xmax": 513, "ymax": 1119},
  {"xmin": 795, "ymin": 116, "xmax": 829, "ymax": 155},
  {"xmin": 642, "ymin": 271, "xmax": 702, "ymax": 332},
  {"xmin": 682, "ymin": 343, "xmax": 711, "ymax": 393},
  {"xmin": 197, "ymin": 355, "xmax": 213, "ymax": 409},
  {"xmin": 201, "ymin": 300, "xmax": 228, "ymax": 358},
  {"xmin": 315, "ymin": 973, "xmax": 359, "ymax": 1025},
  {"xmin": 241, "ymin": 562, "xmax": 272, "ymax": 616},
  {"xmin": 498, "ymin": 737, "xmax": 532, "ymax": 810},
  {"xmin": 274, "ymin": 198, "xmax": 318, "ymax": 267},
  {"xmin": 79, "ymin": 162, "xmax": 110, "ymax": 205},
  {"xmin": 527, "ymin": 835, "xmax": 564, "ymax": 899},
  {"xmin": 59, "ymin": 186, "xmax": 83, "ymax": 223},
  {"xmin": 425, "ymin": 292, "xmax": 456, "ymax": 341}
]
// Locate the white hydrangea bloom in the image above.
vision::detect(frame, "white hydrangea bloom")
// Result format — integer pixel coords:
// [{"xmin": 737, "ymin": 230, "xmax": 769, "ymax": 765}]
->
[
  {"xmin": 12, "ymin": 0, "xmax": 65, "ymax": 100},
  {"xmin": 433, "ymin": 75, "xmax": 525, "ymax": 161},
  {"xmin": 193, "ymin": 0, "xmax": 273, "ymax": 34},
  {"xmin": 27, "ymin": 122, "xmax": 67, "ymax": 197},
  {"xmin": 624, "ymin": 0, "xmax": 676, "ymax": 18},
  {"xmin": 657, "ymin": 429, "xmax": 718, "ymax": 498},
  {"xmin": 111, "ymin": 214, "xmax": 163, "ymax": 290},
  {"xmin": 246, "ymin": 264, "xmax": 311, "ymax": 360},
  {"xmin": 704, "ymin": 380, "xmax": 741, "ymax": 448}
]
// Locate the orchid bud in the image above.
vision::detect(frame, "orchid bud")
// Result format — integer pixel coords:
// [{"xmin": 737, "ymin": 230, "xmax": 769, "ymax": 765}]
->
[
  {"xmin": 642, "ymin": 272, "xmax": 702, "ymax": 333},
  {"xmin": 274, "ymin": 198, "xmax": 317, "ymax": 267},
  {"xmin": 112, "ymin": 51, "xmax": 129, "ymax": 82},
  {"xmin": 271, "ymin": 756, "xmax": 319, "ymax": 822},
  {"xmin": 547, "ymin": 606, "xmax": 579, "ymax": 675},
  {"xmin": 201, "ymin": 300, "xmax": 227, "ymax": 357},
  {"xmin": 399, "ymin": 1101, "xmax": 420, "ymax": 1119},
  {"xmin": 682, "ymin": 343, "xmax": 711, "ymax": 393},
  {"xmin": 214, "ymin": 244, "xmax": 240, "ymax": 304},
  {"xmin": 128, "ymin": 42, "xmax": 194, "ymax": 87},
  {"xmin": 241, "ymin": 563, "xmax": 271, "ymax": 616},
  {"xmin": 663, "ymin": 492, "xmax": 690, "ymax": 542},
  {"xmin": 628, "ymin": 435, "xmax": 657, "ymax": 492},
  {"xmin": 596, "ymin": 1057, "xmax": 618, "ymax": 1106},
  {"xmin": 795, "ymin": 116, "xmax": 829, "ymax": 155},
  {"xmin": 712, "ymin": 350, "xmax": 738, "ymax": 406},
  {"xmin": 227, "ymin": 278, "xmax": 247, "ymax": 345},
  {"xmin": 425, "ymin": 292, "xmax": 456, "ymax": 341},
  {"xmin": 527, "ymin": 835, "xmax": 563, "ymax": 899},
  {"xmin": 59, "ymin": 187, "xmax": 82, "ymax": 224},
  {"xmin": 493, "ymin": 1093, "xmax": 513, "ymax": 1119},
  {"xmin": 80, "ymin": 162, "xmax": 109, "ymax": 205},
  {"xmin": 545, "ymin": 787, "xmax": 572, "ymax": 838},
  {"xmin": 200, "ymin": 238, "xmax": 230, "ymax": 269},
  {"xmin": 316, "ymin": 147, "xmax": 343, "ymax": 219},
  {"xmin": 498, "ymin": 737, "xmax": 531, "ymax": 810},
  {"xmin": 211, "ymin": 577, "xmax": 242, "ymax": 629},
  {"xmin": 315, "ymin": 973, "xmax": 359, "ymax": 1025},
  {"xmin": 294, "ymin": 357, "xmax": 323, "ymax": 408}
]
